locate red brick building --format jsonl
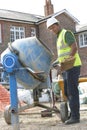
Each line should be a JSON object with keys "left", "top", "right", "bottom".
{"left": 0, "top": 0, "right": 87, "bottom": 77}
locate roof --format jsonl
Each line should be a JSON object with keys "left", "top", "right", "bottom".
{"left": 0, "top": 9, "right": 44, "bottom": 23}
{"left": 38, "top": 9, "right": 80, "bottom": 24}
{"left": 0, "top": 9, "right": 79, "bottom": 25}
{"left": 53, "top": 9, "right": 79, "bottom": 24}
{"left": 76, "top": 24, "right": 87, "bottom": 33}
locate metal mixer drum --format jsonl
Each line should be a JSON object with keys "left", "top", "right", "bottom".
{"left": 1, "top": 37, "right": 53, "bottom": 89}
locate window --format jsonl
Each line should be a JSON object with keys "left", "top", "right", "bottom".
{"left": 0, "top": 24, "right": 2, "bottom": 43}
{"left": 10, "top": 26, "right": 25, "bottom": 42}
{"left": 79, "top": 32, "right": 87, "bottom": 47}
{"left": 31, "top": 27, "right": 36, "bottom": 37}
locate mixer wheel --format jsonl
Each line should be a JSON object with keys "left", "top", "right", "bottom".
{"left": 4, "top": 105, "right": 11, "bottom": 124}
{"left": 60, "top": 102, "right": 68, "bottom": 122}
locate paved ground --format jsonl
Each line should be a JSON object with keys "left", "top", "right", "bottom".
{"left": 0, "top": 103, "right": 87, "bottom": 130}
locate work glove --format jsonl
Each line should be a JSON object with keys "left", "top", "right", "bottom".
{"left": 52, "top": 60, "right": 61, "bottom": 76}
{"left": 52, "top": 60, "right": 59, "bottom": 68}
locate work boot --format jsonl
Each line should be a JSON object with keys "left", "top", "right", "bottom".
{"left": 65, "top": 117, "right": 80, "bottom": 125}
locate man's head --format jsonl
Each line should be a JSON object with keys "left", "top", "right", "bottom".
{"left": 46, "top": 17, "right": 60, "bottom": 34}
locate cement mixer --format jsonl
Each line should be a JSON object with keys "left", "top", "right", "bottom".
{"left": 1, "top": 36, "right": 68, "bottom": 130}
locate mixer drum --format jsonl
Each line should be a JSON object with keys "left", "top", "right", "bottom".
{"left": 1, "top": 37, "right": 53, "bottom": 89}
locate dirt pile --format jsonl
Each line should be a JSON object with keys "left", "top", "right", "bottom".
{"left": 0, "top": 85, "right": 10, "bottom": 111}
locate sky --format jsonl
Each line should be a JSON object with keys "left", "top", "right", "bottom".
{"left": 0, "top": 0, "right": 87, "bottom": 25}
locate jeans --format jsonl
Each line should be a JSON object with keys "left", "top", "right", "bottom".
{"left": 62, "top": 66, "right": 81, "bottom": 119}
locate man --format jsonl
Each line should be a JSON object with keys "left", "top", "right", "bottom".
{"left": 46, "top": 17, "right": 82, "bottom": 125}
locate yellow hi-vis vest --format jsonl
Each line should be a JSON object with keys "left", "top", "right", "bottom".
{"left": 56, "top": 29, "right": 82, "bottom": 66}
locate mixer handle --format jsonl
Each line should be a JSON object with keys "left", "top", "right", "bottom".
{"left": 26, "top": 67, "right": 45, "bottom": 82}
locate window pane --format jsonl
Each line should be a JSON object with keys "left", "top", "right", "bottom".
{"left": 10, "top": 31, "right": 14, "bottom": 42}
{"left": 31, "top": 27, "right": 36, "bottom": 37}
{"left": 15, "top": 27, "right": 19, "bottom": 30}
{"left": 20, "top": 32, "right": 25, "bottom": 38}
{"left": 79, "top": 34, "right": 83, "bottom": 46}
{"left": 10, "top": 26, "right": 25, "bottom": 42}
{"left": 0, "top": 24, "right": 2, "bottom": 43}
{"left": 16, "top": 32, "right": 20, "bottom": 39}
{"left": 84, "top": 33, "right": 87, "bottom": 45}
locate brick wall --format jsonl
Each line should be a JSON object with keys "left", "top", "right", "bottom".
{"left": 79, "top": 48, "right": 87, "bottom": 77}
{"left": 56, "top": 14, "right": 76, "bottom": 32}
{"left": 0, "top": 20, "right": 37, "bottom": 53}
{"left": 75, "top": 35, "right": 87, "bottom": 77}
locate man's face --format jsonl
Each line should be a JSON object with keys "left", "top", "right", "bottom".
{"left": 48, "top": 24, "right": 59, "bottom": 34}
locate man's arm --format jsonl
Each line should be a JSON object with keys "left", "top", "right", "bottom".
{"left": 65, "top": 30, "right": 78, "bottom": 57}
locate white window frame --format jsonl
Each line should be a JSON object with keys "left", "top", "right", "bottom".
{"left": 31, "top": 27, "right": 36, "bottom": 37}
{"left": 0, "top": 24, "right": 2, "bottom": 43}
{"left": 10, "top": 26, "right": 25, "bottom": 42}
{"left": 79, "top": 32, "right": 87, "bottom": 48}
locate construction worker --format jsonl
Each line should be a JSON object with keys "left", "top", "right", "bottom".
{"left": 46, "top": 17, "right": 82, "bottom": 125}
